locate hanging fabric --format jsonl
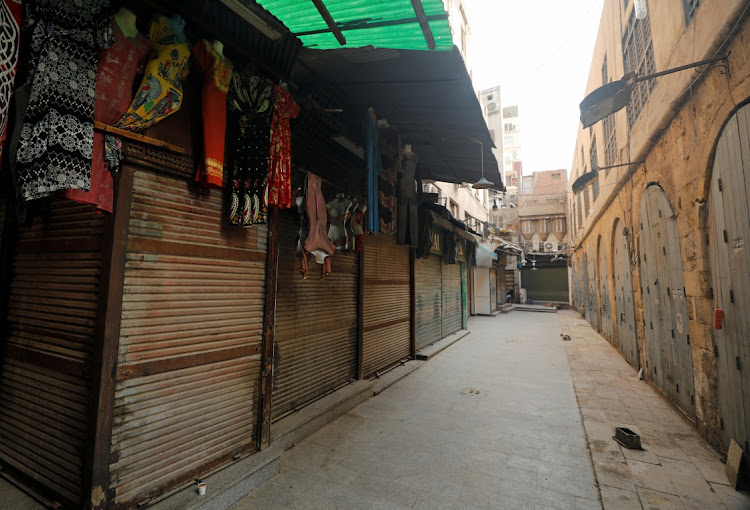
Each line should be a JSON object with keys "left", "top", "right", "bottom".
{"left": 397, "top": 150, "right": 418, "bottom": 247}
{"left": 192, "top": 40, "right": 233, "bottom": 189}
{"left": 226, "top": 72, "right": 274, "bottom": 226}
{"left": 364, "top": 108, "right": 381, "bottom": 232}
{"left": 267, "top": 84, "right": 299, "bottom": 209}
{"left": 0, "top": 0, "right": 22, "bottom": 160}
{"left": 326, "top": 194, "right": 352, "bottom": 251}
{"left": 115, "top": 15, "right": 190, "bottom": 131}
{"left": 378, "top": 166, "right": 396, "bottom": 234}
{"left": 60, "top": 11, "right": 150, "bottom": 213}
{"left": 16, "top": 0, "right": 113, "bottom": 201}
{"left": 300, "top": 173, "right": 336, "bottom": 278}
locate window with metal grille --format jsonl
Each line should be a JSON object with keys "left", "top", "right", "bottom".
{"left": 592, "top": 177, "right": 599, "bottom": 201}
{"left": 683, "top": 0, "right": 700, "bottom": 25}
{"left": 537, "top": 219, "right": 549, "bottom": 233}
{"left": 590, "top": 136, "right": 599, "bottom": 171}
{"left": 583, "top": 185, "right": 590, "bottom": 217}
{"left": 602, "top": 57, "right": 618, "bottom": 166}
{"left": 577, "top": 196, "right": 583, "bottom": 227}
{"left": 622, "top": 9, "right": 656, "bottom": 129}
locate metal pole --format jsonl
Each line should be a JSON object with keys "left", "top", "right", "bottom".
{"left": 634, "top": 54, "right": 728, "bottom": 82}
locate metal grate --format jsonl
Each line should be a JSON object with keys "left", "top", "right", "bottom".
{"left": 601, "top": 55, "right": 618, "bottom": 166}
{"left": 623, "top": 10, "right": 657, "bottom": 129}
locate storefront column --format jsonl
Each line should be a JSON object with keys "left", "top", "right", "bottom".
{"left": 259, "top": 206, "right": 280, "bottom": 449}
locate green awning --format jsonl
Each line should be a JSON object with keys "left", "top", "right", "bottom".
{"left": 253, "top": 0, "right": 454, "bottom": 50}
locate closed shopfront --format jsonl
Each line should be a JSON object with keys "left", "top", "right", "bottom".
{"left": 362, "top": 235, "right": 411, "bottom": 378}
{"left": 598, "top": 237, "right": 614, "bottom": 344}
{"left": 640, "top": 185, "right": 694, "bottom": 417}
{"left": 708, "top": 103, "right": 750, "bottom": 453}
{"left": 613, "top": 220, "right": 638, "bottom": 369}
{"left": 441, "top": 263, "right": 462, "bottom": 337}
{"left": 272, "top": 210, "right": 359, "bottom": 418}
{"left": 415, "top": 254, "right": 442, "bottom": 350}
{"left": 0, "top": 199, "right": 105, "bottom": 507}
{"left": 109, "top": 167, "right": 266, "bottom": 507}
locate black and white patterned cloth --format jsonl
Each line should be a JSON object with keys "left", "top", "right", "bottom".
{"left": 16, "top": 0, "right": 112, "bottom": 201}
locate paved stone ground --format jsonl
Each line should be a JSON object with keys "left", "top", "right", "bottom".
{"left": 232, "top": 312, "right": 601, "bottom": 510}
{"left": 560, "top": 310, "right": 750, "bottom": 510}
{"left": 0, "top": 478, "right": 44, "bottom": 510}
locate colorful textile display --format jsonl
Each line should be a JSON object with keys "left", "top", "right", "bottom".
{"left": 16, "top": 0, "right": 113, "bottom": 201}
{"left": 364, "top": 109, "right": 381, "bottom": 231}
{"left": 115, "top": 15, "right": 190, "bottom": 131}
{"left": 60, "top": 15, "right": 150, "bottom": 213}
{"left": 192, "top": 40, "right": 232, "bottom": 188}
{"left": 0, "top": 0, "right": 22, "bottom": 159}
{"left": 267, "top": 84, "right": 299, "bottom": 209}
{"left": 378, "top": 167, "right": 396, "bottom": 235}
{"left": 227, "top": 72, "right": 274, "bottom": 226}
{"left": 351, "top": 201, "right": 366, "bottom": 252}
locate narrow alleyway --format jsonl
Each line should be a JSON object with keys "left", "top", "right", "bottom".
{"left": 233, "top": 313, "right": 600, "bottom": 510}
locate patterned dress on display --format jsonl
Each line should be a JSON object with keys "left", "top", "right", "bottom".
{"left": 0, "top": 0, "right": 22, "bottom": 159}
{"left": 60, "top": 20, "right": 150, "bottom": 213}
{"left": 227, "top": 72, "right": 274, "bottom": 226}
{"left": 16, "top": 0, "right": 113, "bottom": 201}
{"left": 267, "top": 84, "right": 299, "bottom": 209}
{"left": 115, "top": 15, "right": 190, "bottom": 131}
{"left": 192, "top": 40, "right": 232, "bottom": 189}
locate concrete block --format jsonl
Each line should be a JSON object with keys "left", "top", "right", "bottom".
{"left": 726, "top": 438, "right": 745, "bottom": 489}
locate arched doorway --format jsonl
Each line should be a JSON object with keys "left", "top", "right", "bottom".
{"left": 613, "top": 220, "right": 639, "bottom": 369}
{"left": 598, "top": 236, "right": 614, "bottom": 344}
{"left": 708, "top": 102, "right": 750, "bottom": 452}
{"left": 639, "top": 185, "right": 694, "bottom": 417}
{"left": 588, "top": 246, "right": 600, "bottom": 332}
{"left": 582, "top": 252, "right": 591, "bottom": 322}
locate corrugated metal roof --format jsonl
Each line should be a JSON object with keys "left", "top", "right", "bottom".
{"left": 253, "top": 0, "right": 454, "bottom": 50}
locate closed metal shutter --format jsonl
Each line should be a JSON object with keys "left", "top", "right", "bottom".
{"left": 489, "top": 269, "right": 497, "bottom": 312}
{"left": 598, "top": 240, "right": 614, "bottom": 344}
{"left": 708, "top": 103, "right": 750, "bottom": 452}
{"left": 441, "top": 263, "right": 462, "bottom": 337}
{"left": 588, "top": 247, "right": 600, "bottom": 331}
{"left": 639, "top": 185, "right": 694, "bottom": 417}
{"left": 362, "top": 235, "right": 411, "bottom": 378}
{"left": 272, "top": 210, "right": 358, "bottom": 418}
{"left": 109, "top": 169, "right": 265, "bottom": 507}
{"left": 415, "top": 255, "right": 442, "bottom": 350}
{"left": 0, "top": 199, "right": 105, "bottom": 506}
{"left": 613, "top": 221, "right": 638, "bottom": 369}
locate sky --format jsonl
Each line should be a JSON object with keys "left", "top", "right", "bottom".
{"left": 464, "top": 0, "right": 605, "bottom": 175}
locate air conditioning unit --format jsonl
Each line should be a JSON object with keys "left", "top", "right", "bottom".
{"left": 545, "top": 241, "right": 558, "bottom": 252}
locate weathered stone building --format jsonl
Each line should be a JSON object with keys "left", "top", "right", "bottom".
{"left": 569, "top": 0, "right": 750, "bottom": 456}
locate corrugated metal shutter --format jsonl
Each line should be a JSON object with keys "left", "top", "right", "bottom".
{"left": 272, "top": 210, "right": 358, "bottom": 418}
{"left": 109, "top": 169, "right": 265, "bottom": 507}
{"left": 415, "top": 255, "right": 442, "bottom": 350}
{"left": 708, "top": 104, "right": 750, "bottom": 453}
{"left": 489, "top": 269, "right": 497, "bottom": 312}
{"left": 639, "top": 185, "right": 694, "bottom": 417}
{"left": 441, "top": 263, "right": 462, "bottom": 337}
{"left": 362, "top": 235, "right": 411, "bottom": 378}
{"left": 0, "top": 199, "right": 105, "bottom": 506}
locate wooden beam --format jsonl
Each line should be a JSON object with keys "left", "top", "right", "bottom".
{"left": 410, "top": 0, "right": 436, "bottom": 50}
{"left": 93, "top": 121, "right": 189, "bottom": 156}
{"left": 258, "top": 207, "right": 280, "bottom": 449}
{"left": 311, "top": 0, "right": 346, "bottom": 46}
{"left": 84, "top": 165, "right": 135, "bottom": 510}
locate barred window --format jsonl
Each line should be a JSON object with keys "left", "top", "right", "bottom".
{"left": 551, "top": 217, "right": 566, "bottom": 234}
{"left": 623, "top": 9, "right": 656, "bottom": 129}
{"left": 683, "top": 0, "right": 700, "bottom": 25}
{"left": 537, "top": 219, "right": 549, "bottom": 234}
{"left": 592, "top": 177, "right": 600, "bottom": 201}
{"left": 577, "top": 196, "right": 583, "bottom": 227}
{"left": 590, "top": 136, "right": 599, "bottom": 171}
{"left": 522, "top": 220, "right": 535, "bottom": 235}
{"left": 602, "top": 56, "right": 618, "bottom": 166}
{"left": 583, "top": 186, "right": 590, "bottom": 217}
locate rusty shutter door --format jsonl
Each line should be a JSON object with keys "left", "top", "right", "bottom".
{"left": 489, "top": 269, "right": 497, "bottom": 312}
{"left": 442, "top": 263, "right": 462, "bottom": 337}
{"left": 598, "top": 239, "right": 614, "bottom": 344}
{"left": 272, "top": 210, "right": 358, "bottom": 418}
{"left": 613, "top": 221, "right": 639, "bottom": 369}
{"left": 639, "top": 185, "right": 694, "bottom": 417}
{"left": 709, "top": 104, "right": 750, "bottom": 453}
{"left": 109, "top": 169, "right": 265, "bottom": 508}
{"left": 415, "top": 255, "right": 442, "bottom": 350}
{"left": 0, "top": 199, "right": 104, "bottom": 506}
{"left": 362, "top": 235, "right": 411, "bottom": 378}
